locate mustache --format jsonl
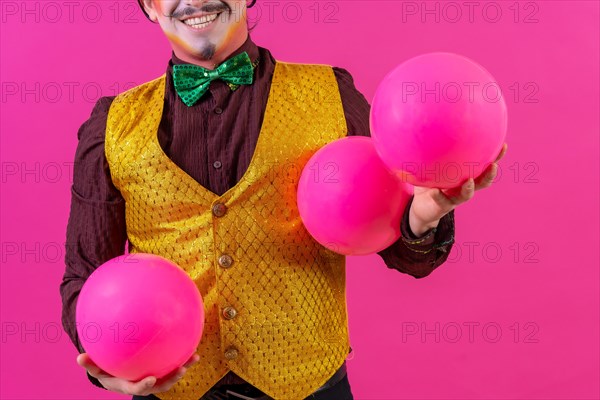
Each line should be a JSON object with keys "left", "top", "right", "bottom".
{"left": 167, "top": 2, "right": 229, "bottom": 19}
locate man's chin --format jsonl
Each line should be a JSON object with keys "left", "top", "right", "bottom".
{"left": 174, "top": 42, "right": 218, "bottom": 61}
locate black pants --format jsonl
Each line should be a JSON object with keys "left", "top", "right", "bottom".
{"left": 132, "top": 373, "right": 354, "bottom": 400}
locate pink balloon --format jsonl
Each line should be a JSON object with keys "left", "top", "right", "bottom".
{"left": 370, "top": 52, "right": 507, "bottom": 189}
{"left": 297, "top": 136, "right": 413, "bottom": 256}
{"left": 76, "top": 253, "right": 204, "bottom": 381}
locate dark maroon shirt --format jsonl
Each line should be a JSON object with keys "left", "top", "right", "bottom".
{"left": 60, "top": 35, "right": 455, "bottom": 390}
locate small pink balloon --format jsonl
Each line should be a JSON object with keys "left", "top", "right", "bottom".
{"left": 371, "top": 52, "right": 507, "bottom": 189}
{"left": 297, "top": 136, "right": 413, "bottom": 256}
{"left": 76, "top": 253, "right": 204, "bottom": 381}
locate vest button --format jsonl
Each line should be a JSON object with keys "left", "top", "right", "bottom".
{"left": 212, "top": 203, "right": 227, "bottom": 217}
{"left": 224, "top": 346, "right": 238, "bottom": 360}
{"left": 222, "top": 306, "right": 237, "bottom": 320}
{"left": 214, "top": 107, "right": 223, "bottom": 114}
{"left": 218, "top": 254, "right": 233, "bottom": 268}
{"left": 213, "top": 160, "right": 222, "bottom": 169}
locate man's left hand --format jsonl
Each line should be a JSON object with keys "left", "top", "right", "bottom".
{"left": 408, "top": 143, "right": 509, "bottom": 237}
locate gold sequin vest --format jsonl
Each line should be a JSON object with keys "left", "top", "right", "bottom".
{"left": 104, "top": 61, "right": 350, "bottom": 400}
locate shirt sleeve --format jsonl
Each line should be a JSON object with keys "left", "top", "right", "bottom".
{"left": 60, "top": 96, "right": 126, "bottom": 389}
{"left": 333, "top": 66, "right": 456, "bottom": 279}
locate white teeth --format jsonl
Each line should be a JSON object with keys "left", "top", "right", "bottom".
{"left": 183, "top": 13, "right": 219, "bottom": 28}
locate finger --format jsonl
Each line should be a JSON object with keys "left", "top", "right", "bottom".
{"left": 474, "top": 162, "right": 497, "bottom": 191}
{"left": 438, "top": 178, "right": 473, "bottom": 205}
{"left": 149, "top": 354, "right": 199, "bottom": 393}
{"left": 150, "top": 367, "right": 187, "bottom": 393}
{"left": 182, "top": 353, "right": 200, "bottom": 369}
{"left": 460, "top": 178, "right": 476, "bottom": 201}
{"left": 465, "top": 177, "right": 476, "bottom": 196}
{"left": 443, "top": 178, "right": 474, "bottom": 205}
{"left": 432, "top": 187, "right": 459, "bottom": 209}
{"left": 494, "top": 142, "right": 508, "bottom": 162}
{"left": 124, "top": 375, "right": 157, "bottom": 396}
{"left": 76, "top": 353, "right": 110, "bottom": 379}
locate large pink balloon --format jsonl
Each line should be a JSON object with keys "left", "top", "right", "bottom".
{"left": 76, "top": 253, "right": 204, "bottom": 381}
{"left": 297, "top": 136, "right": 413, "bottom": 256}
{"left": 371, "top": 52, "right": 507, "bottom": 189}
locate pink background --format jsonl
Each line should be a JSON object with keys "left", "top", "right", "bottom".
{"left": 1, "top": 1, "right": 599, "bottom": 399}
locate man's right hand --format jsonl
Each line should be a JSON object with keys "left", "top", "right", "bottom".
{"left": 76, "top": 352, "right": 200, "bottom": 396}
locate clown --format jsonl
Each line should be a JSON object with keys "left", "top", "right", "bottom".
{"left": 60, "top": 1, "right": 507, "bottom": 399}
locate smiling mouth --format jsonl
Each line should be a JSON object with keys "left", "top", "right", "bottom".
{"left": 181, "top": 12, "right": 223, "bottom": 29}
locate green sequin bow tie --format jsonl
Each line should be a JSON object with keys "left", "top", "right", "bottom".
{"left": 172, "top": 51, "right": 257, "bottom": 107}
